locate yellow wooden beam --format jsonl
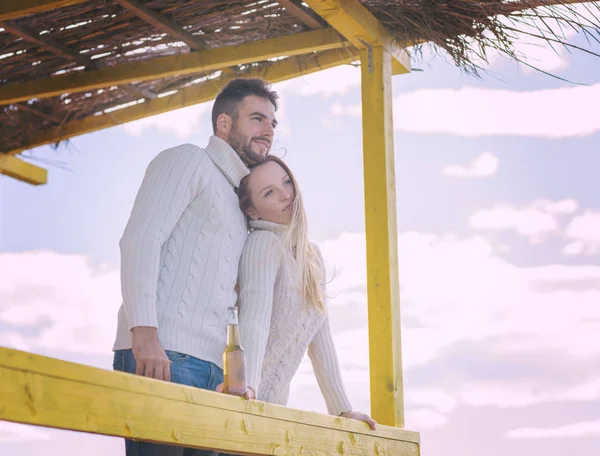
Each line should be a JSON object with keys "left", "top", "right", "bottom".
{"left": 0, "top": 28, "right": 347, "bottom": 106}
{"left": 304, "top": 0, "right": 411, "bottom": 74}
{"left": 6, "top": 48, "right": 358, "bottom": 157}
{"left": 0, "top": 0, "right": 88, "bottom": 22}
{"left": 0, "top": 154, "right": 47, "bottom": 185}
{"left": 360, "top": 46, "right": 404, "bottom": 428}
{"left": 0, "top": 347, "right": 420, "bottom": 455}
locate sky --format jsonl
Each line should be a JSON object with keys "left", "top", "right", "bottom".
{"left": 1, "top": 8, "right": 600, "bottom": 456}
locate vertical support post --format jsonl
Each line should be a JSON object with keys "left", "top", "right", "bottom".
{"left": 360, "top": 45, "right": 404, "bottom": 428}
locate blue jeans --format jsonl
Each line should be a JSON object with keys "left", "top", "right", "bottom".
{"left": 113, "top": 349, "right": 224, "bottom": 456}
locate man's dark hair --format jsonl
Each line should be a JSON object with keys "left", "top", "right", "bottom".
{"left": 211, "top": 78, "right": 279, "bottom": 133}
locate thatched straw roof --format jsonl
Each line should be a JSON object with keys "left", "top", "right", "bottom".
{"left": 1, "top": 0, "right": 598, "bottom": 157}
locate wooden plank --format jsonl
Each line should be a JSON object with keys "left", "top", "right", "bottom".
{"left": 277, "top": 0, "right": 324, "bottom": 30}
{"left": 0, "top": 0, "right": 89, "bottom": 22}
{"left": 0, "top": 20, "right": 95, "bottom": 67}
{"left": 303, "top": 0, "right": 411, "bottom": 73}
{"left": 0, "top": 27, "right": 347, "bottom": 106}
{"left": 6, "top": 48, "right": 359, "bottom": 157}
{"left": 16, "top": 103, "right": 61, "bottom": 123}
{"left": 0, "top": 347, "right": 420, "bottom": 455}
{"left": 359, "top": 45, "right": 404, "bottom": 427}
{"left": 115, "top": 0, "right": 206, "bottom": 51}
{"left": 0, "top": 154, "right": 47, "bottom": 185}
{"left": 0, "top": 20, "right": 157, "bottom": 100}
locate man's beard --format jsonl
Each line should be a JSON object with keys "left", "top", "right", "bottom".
{"left": 228, "top": 123, "right": 270, "bottom": 166}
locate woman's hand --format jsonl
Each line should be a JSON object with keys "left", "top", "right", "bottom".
{"left": 340, "top": 411, "right": 377, "bottom": 430}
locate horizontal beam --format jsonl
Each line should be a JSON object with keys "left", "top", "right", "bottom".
{"left": 0, "top": 347, "right": 420, "bottom": 454}
{"left": 0, "top": 27, "right": 347, "bottom": 106}
{"left": 0, "top": 0, "right": 88, "bottom": 22}
{"left": 0, "top": 154, "right": 47, "bottom": 185}
{"left": 115, "top": 0, "right": 206, "bottom": 51}
{"left": 7, "top": 48, "right": 358, "bottom": 156}
{"left": 303, "top": 0, "right": 411, "bottom": 74}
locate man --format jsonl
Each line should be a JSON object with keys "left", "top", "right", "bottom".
{"left": 112, "top": 78, "right": 279, "bottom": 456}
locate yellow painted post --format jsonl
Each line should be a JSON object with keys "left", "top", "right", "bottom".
{"left": 360, "top": 45, "right": 404, "bottom": 428}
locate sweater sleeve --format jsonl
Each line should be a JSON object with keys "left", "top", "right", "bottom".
{"left": 119, "top": 144, "right": 207, "bottom": 330}
{"left": 238, "top": 231, "right": 282, "bottom": 392}
{"left": 307, "top": 244, "right": 353, "bottom": 415}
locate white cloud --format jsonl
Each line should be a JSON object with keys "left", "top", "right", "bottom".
{"left": 443, "top": 152, "right": 499, "bottom": 178}
{"left": 121, "top": 65, "right": 361, "bottom": 140}
{"left": 122, "top": 102, "right": 211, "bottom": 138}
{"left": 468, "top": 199, "right": 579, "bottom": 242}
{"left": 531, "top": 199, "right": 579, "bottom": 215}
{"left": 462, "top": 377, "right": 600, "bottom": 408}
{"left": 405, "top": 409, "right": 449, "bottom": 431}
{"left": 4, "top": 222, "right": 600, "bottom": 435}
{"left": 331, "top": 84, "right": 600, "bottom": 138}
{"left": 563, "top": 241, "right": 585, "bottom": 256}
{"left": 469, "top": 206, "right": 557, "bottom": 240}
{"left": 565, "top": 210, "right": 600, "bottom": 254}
{"left": 275, "top": 64, "right": 360, "bottom": 98}
{"left": 314, "top": 229, "right": 600, "bottom": 423}
{"left": 506, "top": 419, "right": 600, "bottom": 439}
{"left": 0, "top": 251, "right": 121, "bottom": 357}
{"left": 0, "top": 422, "right": 51, "bottom": 444}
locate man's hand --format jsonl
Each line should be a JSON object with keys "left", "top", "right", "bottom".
{"left": 340, "top": 411, "right": 377, "bottom": 430}
{"left": 215, "top": 383, "right": 255, "bottom": 400}
{"left": 131, "top": 326, "right": 171, "bottom": 382}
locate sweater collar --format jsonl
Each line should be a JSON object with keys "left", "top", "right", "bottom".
{"left": 204, "top": 135, "right": 249, "bottom": 188}
{"left": 249, "top": 219, "right": 290, "bottom": 238}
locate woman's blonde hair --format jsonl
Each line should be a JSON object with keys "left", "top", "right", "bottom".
{"left": 238, "top": 156, "right": 325, "bottom": 312}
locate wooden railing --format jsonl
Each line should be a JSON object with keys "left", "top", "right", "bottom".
{"left": 0, "top": 347, "right": 420, "bottom": 455}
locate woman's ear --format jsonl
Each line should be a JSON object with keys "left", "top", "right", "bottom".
{"left": 246, "top": 207, "right": 260, "bottom": 220}
{"left": 216, "top": 113, "right": 232, "bottom": 135}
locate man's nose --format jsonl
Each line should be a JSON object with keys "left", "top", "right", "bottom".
{"left": 262, "top": 122, "right": 274, "bottom": 137}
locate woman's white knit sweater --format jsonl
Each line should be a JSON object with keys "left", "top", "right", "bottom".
{"left": 237, "top": 219, "right": 352, "bottom": 416}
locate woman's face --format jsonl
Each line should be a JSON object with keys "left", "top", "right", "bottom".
{"left": 245, "top": 160, "right": 295, "bottom": 225}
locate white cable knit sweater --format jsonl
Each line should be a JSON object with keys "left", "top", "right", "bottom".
{"left": 238, "top": 219, "right": 353, "bottom": 416}
{"left": 113, "top": 136, "right": 249, "bottom": 369}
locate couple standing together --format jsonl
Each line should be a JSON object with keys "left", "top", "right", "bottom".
{"left": 111, "top": 77, "right": 376, "bottom": 455}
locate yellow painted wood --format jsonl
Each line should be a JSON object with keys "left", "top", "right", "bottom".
{"left": 0, "top": 154, "right": 47, "bottom": 185}
{"left": 392, "top": 58, "right": 411, "bottom": 76}
{"left": 0, "top": 347, "right": 420, "bottom": 455}
{"left": 0, "top": 28, "right": 347, "bottom": 106}
{"left": 303, "top": 0, "right": 411, "bottom": 73}
{"left": 360, "top": 45, "right": 404, "bottom": 428}
{"left": 6, "top": 48, "right": 358, "bottom": 157}
{"left": 0, "top": 0, "right": 88, "bottom": 21}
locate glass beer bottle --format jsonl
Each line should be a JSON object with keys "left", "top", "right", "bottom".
{"left": 223, "top": 306, "right": 247, "bottom": 396}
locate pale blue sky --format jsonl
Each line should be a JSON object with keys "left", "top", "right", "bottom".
{"left": 1, "top": 27, "right": 600, "bottom": 456}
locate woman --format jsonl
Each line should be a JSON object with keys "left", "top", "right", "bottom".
{"left": 234, "top": 155, "right": 376, "bottom": 429}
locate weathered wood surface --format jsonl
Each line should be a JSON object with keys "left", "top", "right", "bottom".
{"left": 0, "top": 347, "right": 420, "bottom": 455}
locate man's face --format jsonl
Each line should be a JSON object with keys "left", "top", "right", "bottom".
{"left": 227, "top": 95, "right": 277, "bottom": 166}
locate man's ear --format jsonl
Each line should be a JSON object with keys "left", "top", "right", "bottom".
{"left": 216, "top": 113, "right": 232, "bottom": 136}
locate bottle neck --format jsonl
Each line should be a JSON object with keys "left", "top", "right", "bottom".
{"left": 227, "top": 323, "right": 241, "bottom": 346}
{"left": 226, "top": 306, "right": 241, "bottom": 346}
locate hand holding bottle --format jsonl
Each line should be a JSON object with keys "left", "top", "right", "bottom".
{"left": 215, "top": 382, "right": 255, "bottom": 399}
